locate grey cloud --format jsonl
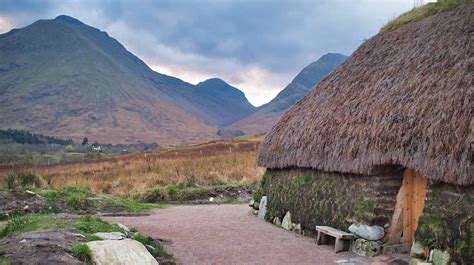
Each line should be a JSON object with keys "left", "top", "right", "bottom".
{"left": 0, "top": 0, "right": 413, "bottom": 105}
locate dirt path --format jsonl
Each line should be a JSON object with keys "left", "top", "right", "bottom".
{"left": 106, "top": 204, "right": 373, "bottom": 265}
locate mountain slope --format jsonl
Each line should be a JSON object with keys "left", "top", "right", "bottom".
{"left": 0, "top": 15, "right": 254, "bottom": 144}
{"left": 225, "top": 53, "right": 347, "bottom": 135}
{"left": 196, "top": 78, "right": 256, "bottom": 126}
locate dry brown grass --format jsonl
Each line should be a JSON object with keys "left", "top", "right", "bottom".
{"left": 0, "top": 138, "right": 264, "bottom": 197}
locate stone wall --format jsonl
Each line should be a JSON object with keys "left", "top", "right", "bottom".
{"left": 258, "top": 168, "right": 403, "bottom": 234}
{"left": 415, "top": 182, "right": 473, "bottom": 264}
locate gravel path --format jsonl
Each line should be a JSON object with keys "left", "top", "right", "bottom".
{"left": 106, "top": 204, "right": 369, "bottom": 265}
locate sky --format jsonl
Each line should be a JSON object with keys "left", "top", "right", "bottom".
{"left": 0, "top": 0, "right": 422, "bottom": 106}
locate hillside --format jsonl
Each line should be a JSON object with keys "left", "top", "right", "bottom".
{"left": 0, "top": 15, "right": 255, "bottom": 144}
{"left": 225, "top": 53, "right": 347, "bottom": 135}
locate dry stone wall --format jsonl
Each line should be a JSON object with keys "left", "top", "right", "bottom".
{"left": 259, "top": 168, "right": 403, "bottom": 234}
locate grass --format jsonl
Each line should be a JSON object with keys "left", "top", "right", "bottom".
{"left": 0, "top": 214, "right": 68, "bottom": 238}
{"left": 132, "top": 232, "right": 173, "bottom": 259}
{"left": 36, "top": 187, "right": 164, "bottom": 214}
{"left": 381, "top": 0, "right": 469, "bottom": 32}
{"left": 0, "top": 213, "right": 126, "bottom": 240}
{"left": 74, "top": 215, "right": 125, "bottom": 241}
{"left": 0, "top": 138, "right": 264, "bottom": 198}
{"left": 71, "top": 244, "right": 92, "bottom": 263}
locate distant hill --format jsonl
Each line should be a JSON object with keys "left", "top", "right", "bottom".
{"left": 225, "top": 53, "right": 347, "bottom": 135}
{"left": 0, "top": 15, "right": 255, "bottom": 144}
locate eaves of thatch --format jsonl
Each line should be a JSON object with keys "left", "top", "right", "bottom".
{"left": 258, "top": 5, "right": 473, "bottom": 186}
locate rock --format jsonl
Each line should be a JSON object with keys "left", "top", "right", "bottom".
{"left": 348, "top": 223, "right": 385, "bottom": 241}
{"left": 273, "top": 217, "right": 282, "bottom": 227}
{"left": 293, "top": 223, "right": 302, "bottom": 234}
{"left": 94, "top": 232, "right": 126, "bottom": 240}
{"left": 248, "top": 199, "right": 255, "bottom": 207}
{"left": 25, "top": 190, "right": 36, "bottom": 195}
{"left": 351, "top": 238, "right": 381, "bottom": 257}
{"left": 281, "top": 211, "right": 292, "bottom": 230}
{"left": 87, "top": 239, "right": 158, "bottom": 265}
{"left": 430, "top": 249, "right": 450, "bottom": 265}
{"left": 257, "top": 196, "right": 267, "bottom": 220}
{"left": 19, "top": 239, "right": 27, "bottom": 243}
{"left": 253, "top": 210, "right": 258, "bottom": 215}
{"left": 410, "top": 259, "right": 432, "bottom": 265}
{"left": 253, "top": 201, "right": 260, "bottom": 210}
{"left": 410, "top": 241, "right": 426, "bottom": 259}
{"left": 115, "top": 223, "right": 130, "bottom": 232}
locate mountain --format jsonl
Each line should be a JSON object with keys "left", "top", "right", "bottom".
{"left": 224, "top": 53, "right": 347, "bottom": 135}
{"left": 196, "top": 78, "right": 256, "bottom": 125}
{"left": 0, "top": 15, "right": 255, "bottom": 144}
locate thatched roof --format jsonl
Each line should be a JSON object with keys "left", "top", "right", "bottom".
{"left": 258, "top": 4, "right": 473, "bottom": 186}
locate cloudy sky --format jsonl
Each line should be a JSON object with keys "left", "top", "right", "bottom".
{"left": 0, "top": 0, "right": 421, "bottom": 106}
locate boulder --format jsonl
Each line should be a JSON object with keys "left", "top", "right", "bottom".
{"left": 410, "top": 241, "right": 426, "bottom": 259}
{"left": 273, "top": 217, "right": 282, "bottom": 227}
{"left": 248, "top": 199, "right": 255, "bottom": 207}
{"left": 94, "top": 232, "right": 126, "bottom": 240}
{"left": 257, "top": 196, "right": 267, "bottom": 220}
{"left": 86, "top": 239, "right": 158, "bottom": 265}
{"left": 292, "top": 223, "right": 302, "bottom": 234}
{"left": 348, "top": 224, "right": 384, "bottom": 241}
{"left": 253, "top": 201, "right": 260, "bottom": 210}
{"left": 351, "top": 238, "right": 381, "bottom": 257}
{"left": 430, "top": 249, "right": 450, "bottom": 265}
{"left": 281, "top": 211, "right": 292, "bottom": 230}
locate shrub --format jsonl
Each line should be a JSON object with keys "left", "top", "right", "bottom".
{"left": 71, "top": 244, "right": 92, "bottom": 263}
{"left": 4, "top": 172, "right": 42, "bottom": 190}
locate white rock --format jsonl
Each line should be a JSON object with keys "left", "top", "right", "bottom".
{"left": 257, "top": 196, "right": 267, "bottom": 220}
{"left": 94, "top": 232, "right": 126, "bottom": 240}
{"left": 348, "top": 223, "right": 384, "bottom": 241}
{"left": 87, "top": 239, "right": 158, "bottom": 265}
{"left": 209, "top": 197, "right": 214, "bottom": 202}
{"left": 19, "top": 239, "right": 27, "bottom": 243}
{"left": 282, "top": 211, "right": 292, "bottom": 230}
{"left": 248, "top": 199, "right": 255, "bottom": 207}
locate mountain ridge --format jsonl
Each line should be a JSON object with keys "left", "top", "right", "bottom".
{"left": 0, "top": 15, "right": 255, "bottom": 144}
{"left": 224, "top": 53, "right": 347, "bottom": 135}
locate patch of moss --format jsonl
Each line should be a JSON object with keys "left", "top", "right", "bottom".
{"left": 381, "top": 0, "right": 468, "bottom": 32}
{"left": 354, "top": 197, "right": 375, "bottom": 220}
{"left": 71, "top": 243, "right": 92, "bottom": 263}
{"left": 253, "top": 172, "right": 270, "bottom": 202}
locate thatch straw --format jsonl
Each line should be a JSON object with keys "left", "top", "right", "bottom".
{"left": 258, "top": 4, "right": 473, "bottom": 186}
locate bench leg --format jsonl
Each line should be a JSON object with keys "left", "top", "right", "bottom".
{"left": 316, "top": 232, "right": 329, "bottom": 245}
{"left": 334, "top": 238, "right": 351, "bottom": 253}
{"left": 335, "top": 238, "right": 343, "bottom": 253}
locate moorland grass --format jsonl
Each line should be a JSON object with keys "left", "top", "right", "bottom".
{"left": 381, "top": 0, "right": 469, "bottom": 32}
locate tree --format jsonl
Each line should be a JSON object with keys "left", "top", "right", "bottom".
{"left": 82, "top": 137, "right": 88, "bottom": 146}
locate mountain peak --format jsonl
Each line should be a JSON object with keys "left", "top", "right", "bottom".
{"left": 54, "top": 15, "right": 85, "bottom": 26}
{"left": 198, "top": 78, "right": 227, "bottom": 86}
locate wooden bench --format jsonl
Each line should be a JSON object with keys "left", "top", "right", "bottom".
{"left": 315, "top": 226, "right": 355, "bottom": 253}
